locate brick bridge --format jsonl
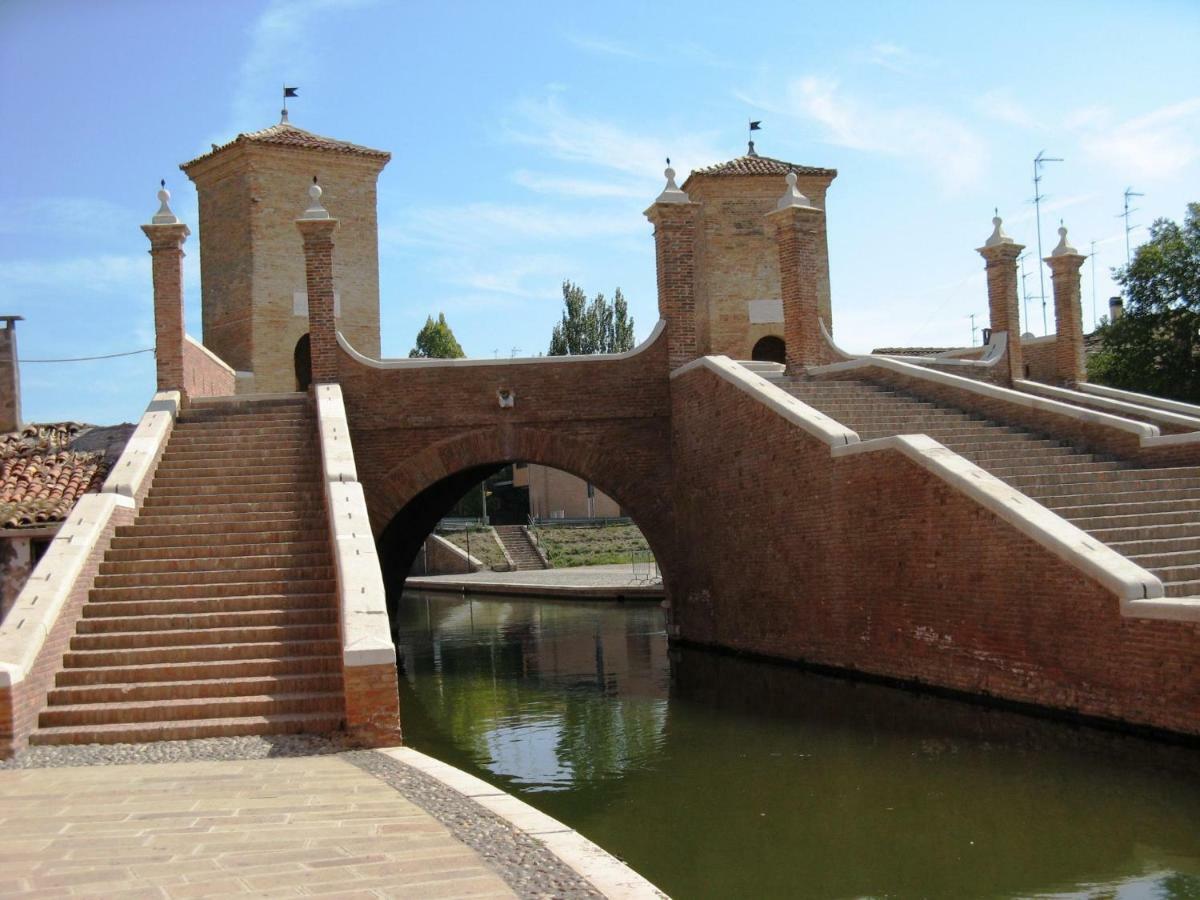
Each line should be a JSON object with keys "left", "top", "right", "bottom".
{"left": 3, "top": 158, "right": 1198, "bottom": 756}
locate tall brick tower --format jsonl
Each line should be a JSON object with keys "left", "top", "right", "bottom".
{"left": 181, "top": 117, "right": 390, "bottom": 392}
{"left": 682, "top": 144, "right": 836, "bottom": 361}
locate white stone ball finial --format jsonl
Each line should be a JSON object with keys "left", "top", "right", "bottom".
{"left": 1051, "top": 223, "right": 1077, "bottom": 256}
{"left": 984, "top": 214, "right": 1013, "bottom": 247}
{"left": 301, "top": 175, "right": 331, "bottom": 219}
{"left": 654, "top": 161, "right": 690, "bottom": 204}
{"left": 151, "top": 178, "right": 181, "bottom": 225}
{"left": 774, "top": 171, "right": 813, "bottom": 211}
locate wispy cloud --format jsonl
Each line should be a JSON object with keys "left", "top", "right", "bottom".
{"left": 440, "top": 253, "right": 571, "bottom": 300}
{"left": 0, "top": 254, "right": 150, "bottom": 294}
{"left": 382, "top": 202, "right": 638, "bottom": 250}
{"left": 566, "top": 33, "right": 645, "bottom": 60}
{"left": 743, "top": 77, "right": 987, "bottom": 190}
{"left": 512, "top": 170, "right": 645, "bottom": 199}
{"left": 1078, "top": 97, "right": 1200, "bottom": 180}
{"left": 0, "top": 198, "right": 140, "bottom": 237}
{"left": 974, "top": 89, "right": 1035, "bottom": 129}
{"left": 1005, "top": 193, "right": 1096, "bottom": 226}
{"left": 856, "top": 42, "right": 935, "bottom": 74}
{"left": 503, "top": 95, "right": 725, "bottom": 181}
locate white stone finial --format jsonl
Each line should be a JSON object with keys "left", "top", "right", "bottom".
{"left": 774, "top": 171, "right": 813, "bottom": 211}
{"left": 151, "top": 179, "right": 180, "bottom": 225}
{"left": 984, "top": 215, "right": 1013, "bottom": 247}
{"left": 1051, "top": 223, "right": 1077, "bottom": 256}
{"left": 301, "top": 176, "right": 330, "bottom": 219}
{"left": 654, "top": 165, "right": 690, "bottom": 204}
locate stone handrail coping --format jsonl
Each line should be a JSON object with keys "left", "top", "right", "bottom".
{"left": 314, "top": 384, "right": 393, "bottom": 669}
{"left": 809, "top": 355, "right": 1159, "bottom": 441}
{"left": 0, "top": 492, "right": 134, "bottom": 687}
{"left": 314, "top": 383, "right": 358, "bottom": 483}
{"left": 820, "top": 319, "right": 1006, "bottom": 368}
{"left": 677, "top": 357, "right": 1197, "bottom": 622}
{"left": 184, "top": 334, "right": 236, "bottom": 376}
{"left": 671, "top": 355, "right": 859, "bottom": 447}
{"left": 1016, "top": 379, "right": 1200, "bottom": 434}
{"left": 338, "top": 319, "right": 667, "bottom": 369}
{"left": 1077, "top": 381, "right": 1200, "bottom": 418}
{"left": 100, "top": 391, "right": 181, "bottom": 500}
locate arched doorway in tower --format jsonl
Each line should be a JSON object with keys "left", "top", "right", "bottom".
{"left": 294, "top": 334, "right": 312, "bottom": 391}
{"left": 751, "top": 335, "right": 786, "bottom": 364}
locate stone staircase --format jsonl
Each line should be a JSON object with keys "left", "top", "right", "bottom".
{"left": 494, "top": 525, "right": 548, "bottom": 571}
{"left": 30, "top": 395, "right": 343, "bottom": 746}
{"left": 769, "top": 374, "right": 1200, "bottom": 599}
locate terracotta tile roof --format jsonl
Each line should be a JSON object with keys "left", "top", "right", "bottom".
{"left": 181, "top": 122, "right": 391, "bottom": 170}
{"left": 871, "top": 347, "right": 957, "bottom": 357}
{"left": 0, "top": 423, "right": 133, "bottom": 529}
{"left": 686, "top": 151, "right": 837, "bottom": 181}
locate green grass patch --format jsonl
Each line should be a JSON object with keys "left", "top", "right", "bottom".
{"left": 439, "top": 526, "right": 508, "bottom": 571}
{"left": 534, "top": 523, "right": 653, "bottom": 569}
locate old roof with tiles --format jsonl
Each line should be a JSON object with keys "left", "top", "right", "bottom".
{"left": 0, "top": 423, "right": 133, "bottom": 529}
{"left": 181, "top": 122, "right": 391, "bottom": 170}
{"left": 685, "top": 146, "right": 837, "bottom": 184}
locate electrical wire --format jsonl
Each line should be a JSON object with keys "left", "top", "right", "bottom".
{"left": 19, "top": 348, "right": 154, "bottom": 363}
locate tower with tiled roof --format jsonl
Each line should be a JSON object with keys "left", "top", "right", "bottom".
{"left": 181, "top": 117, "right": 390, "bottom": 392}
{"left": 681, "top": 142, "right": 836, "bottom": 360}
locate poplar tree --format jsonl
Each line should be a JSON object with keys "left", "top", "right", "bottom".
{"left": 548, "top": 281, "right": 636, "bottom": 355}
{"left": 409, "top": 313, "right": 466, "bottom": 359}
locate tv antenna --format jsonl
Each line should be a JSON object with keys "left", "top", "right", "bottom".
{"left": 1032, "top": 150, "right": 1064, "bottom": 334}
{"left": 1089, "top": 240, "right": 1098, "bottom": 330}
{"left": 968, "top": 312, "right": 979, "bottom": 347}
{"left": 1018, "top": 251, "right": 1031, "bottom": 335}
{"left": 1118, "top": 187, "right": 1144, "bottom": 266}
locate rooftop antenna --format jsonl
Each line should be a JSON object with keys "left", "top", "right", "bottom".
{"left": 1118, "top": 186, "right": 1144, "bottom": 266}
{"left": 1033, "top": 150, "right": 1064, "bottom": 334}
{"left": 1018, "top": 251, "right": 1031, "bottom": 334}
{"left": 748, "top": 119, "right": 762, "bottom": 156}
{"left": 968, "top": 312, "right": 979, "bottom": 347}
{"left": 281, "top": 85, "right": 298, "bottom": 123}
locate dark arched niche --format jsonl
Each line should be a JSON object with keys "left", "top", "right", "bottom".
{"left": 751, "top": 335, "right": 786, "bottom": 364}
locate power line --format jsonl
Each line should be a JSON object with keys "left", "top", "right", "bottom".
{"left": 20, "top": 348, "right": 154, "bottom": 363}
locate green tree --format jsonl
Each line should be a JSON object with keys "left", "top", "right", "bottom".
{"left": 409, "top": 312, "right": 466, "bottom": 359}
{"left": 1088, "top": 203, "right": 1200, "bottom": 403}
{"left": 548, "top": 281, "right": 635, "bottom": 355}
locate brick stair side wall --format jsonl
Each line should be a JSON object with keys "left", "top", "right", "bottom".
{"left": 670, "top": 361, "right": 1200, "bottom": 738}
{"left": 0, "top": 391, "right": 181, "bottom": 756}
{"left": 183, "top": 336, "right": 237, "bottom": 399}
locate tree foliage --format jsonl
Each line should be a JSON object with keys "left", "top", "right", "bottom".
{"left": 548, "top": 281, "right": 635, "bottom": 355}
{"left": 1087, "top": 203, "right": 1200, "bottom": 403}
{"left": 409, "top": 312, "right": 465, "bottom": 359}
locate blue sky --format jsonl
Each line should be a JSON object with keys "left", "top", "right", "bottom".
{"left": 1, "top": 0, "right": 1197, "bottom": 425}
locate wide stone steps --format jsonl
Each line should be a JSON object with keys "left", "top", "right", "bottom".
{"left": 46, "top": 673, "right": 342, "bottom": 706}
{"left": 494, "top": 525, "right": 547, "bottom": 571}
{"left": 33, "top": 395, "right": 346, "bottom": 747}
{"left": 772, "top": 373, "right": 1200, "bottom": 598}
{"left": 28, "top": 712, "right": 343, "bottom": 746}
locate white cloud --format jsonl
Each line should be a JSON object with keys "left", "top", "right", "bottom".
{"left": 0, "top": 197, "right": 139, "bottom": 237}
{"left": 382, "top": 202, "right": 640, "bottom": 250}
{"left": 566, "top": 34, "right": 645, "bottom": 60}
{"left": 858, "top": 42, "right": 934, "bottom": 74}
{"left": 512, "top": 170, "right": 645, "bottom": 199}
{"left": 748, "top": 77, "right": 988, "bottom": 190}
{"left": 975, "top": 89, "right": 1035, "bottom": 129}
{"left": 0, "top": 254, "right": 149, "bottom": 294}
{"left": 503, "top": 95, "right": 725, "bottom": 181}
{"left": 1078, "top": 97, "right": 1200, "bottom": 180}
{"left": 440, "top": 254, "right": 571, "bottom": 300}
{"left": 1005, "top": 193, "right": 1096, "bottom": 226}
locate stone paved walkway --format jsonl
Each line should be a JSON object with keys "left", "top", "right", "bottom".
{"left": 0, "top": 755, "right": 517, "bottom": 898}
{"left": 407, "top": 564, "right": 663, "bottom": 599}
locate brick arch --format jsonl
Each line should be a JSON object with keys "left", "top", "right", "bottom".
{"left": 367, "top": 425, "right": 676, "bottom": 579}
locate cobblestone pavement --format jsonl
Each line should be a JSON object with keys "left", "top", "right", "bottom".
{"left": 0, "top": 740, "right": 609, "bottom": 899}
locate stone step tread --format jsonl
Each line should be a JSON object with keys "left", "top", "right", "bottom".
{"left": 1089, "top": 522, "right": 1200, "bottom": 542}
{"left": 71, "top": 623, "right": 339, "bottom": 651}
{"left": 105, "top": 540, "right": 330, "bottom": 560}
{"left": 55, "top": 655, "right": 341, "bottom": 686}
{"left": 93, "top": 566, "right": 336, "bottom": 588}
{"left": 76, "top": 608, "right": 337, "bottom": 634}
{"left": 100, "top": 552, "right": 332, "bottom": 575}
{"left": 39, "top": 692, "right": 342, "bottom": 727}
{"left": 28, "top": 712, "right": 343, "bottom": 746}
{"left": 82, "top": 593, "right": 337, "bottom": 617}
{"left": 47, "top": 673, "right": 343, "bottom": 705}
{"left": 89, "top": 580, "right": 337, "bottom": 601}
{"left": 62, "top": 639, "right": 342, "bottom": 667}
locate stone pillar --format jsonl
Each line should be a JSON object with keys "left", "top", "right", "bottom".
{"left": 140, "top": 185, "right": 190, "bottom": 393}
{"left": 766, "top": 173, "right": 824, "bottom": 373}
{"left": 295, "top": 179, "right": 340, "bottom": 384}
{"left": 976, "top": 216, "right": 1025, "bottom": 385}
{"left": 0, "top": 316, "right": 23, "bottom": 433}
{"left": 1045, "top": 225, "right": 1088, "bottom": 385}
{"left": 644, "top": 167, "right": 700, "bottom": 370}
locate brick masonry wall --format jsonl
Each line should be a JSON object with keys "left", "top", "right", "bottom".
{"left": 337, "top": 330, "right": 676, "bottom": 587}
{"left": 183, "top": 340, "right": 237, "bottom": 398}
{"left": 343, "top": 663, "right": 401, "bottom": 746}
{"left": 686, "top": 174, "right": 834, "bottom": 359}
{"left": 669, "top": 365, "right": 1200, "bottom": 737}
{"left": 185, "top": 145, "right": 385, "bottom": 393}
{"left": 0, "top": 506, "right": 133, "bottom": 756}
{"left": 1023, "top": 337, "right": 1059, "bottom": 382}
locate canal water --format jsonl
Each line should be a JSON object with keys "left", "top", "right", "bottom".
{"left": 393, "top": 590, "right": 1200, "bottom": 899}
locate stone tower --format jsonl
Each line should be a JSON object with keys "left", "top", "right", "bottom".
{"left": 181, "top": 119, "right": 390, "bottom": 393}
{"left": 682, "top": 146, "right": 836, "bottom": 361}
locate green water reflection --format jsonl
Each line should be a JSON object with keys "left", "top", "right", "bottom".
{"left": 393, "top": 590, "right": 1200, "bottom": 899}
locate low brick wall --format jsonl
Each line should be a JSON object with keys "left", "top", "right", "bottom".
{"left": 183, "top": 336, "right": 236, "bottom": 399}
{"left": 344, "top": 663, "right": 401, "bottom": 746}
{"left": 670, "top": 363, "right": 1200, "bottom": 737}
{"left": 411, "top": 534, "right": 482, "bottom": 576}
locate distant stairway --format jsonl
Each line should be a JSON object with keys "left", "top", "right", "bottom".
{"left": 769, "top": 374, "right": 1200, "bottom": 599}
{"left": 494, "top": 525, "right": 548, "bottom": 571}
{"left": 31, "top": 396, "right": 343, "bottom": 746}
